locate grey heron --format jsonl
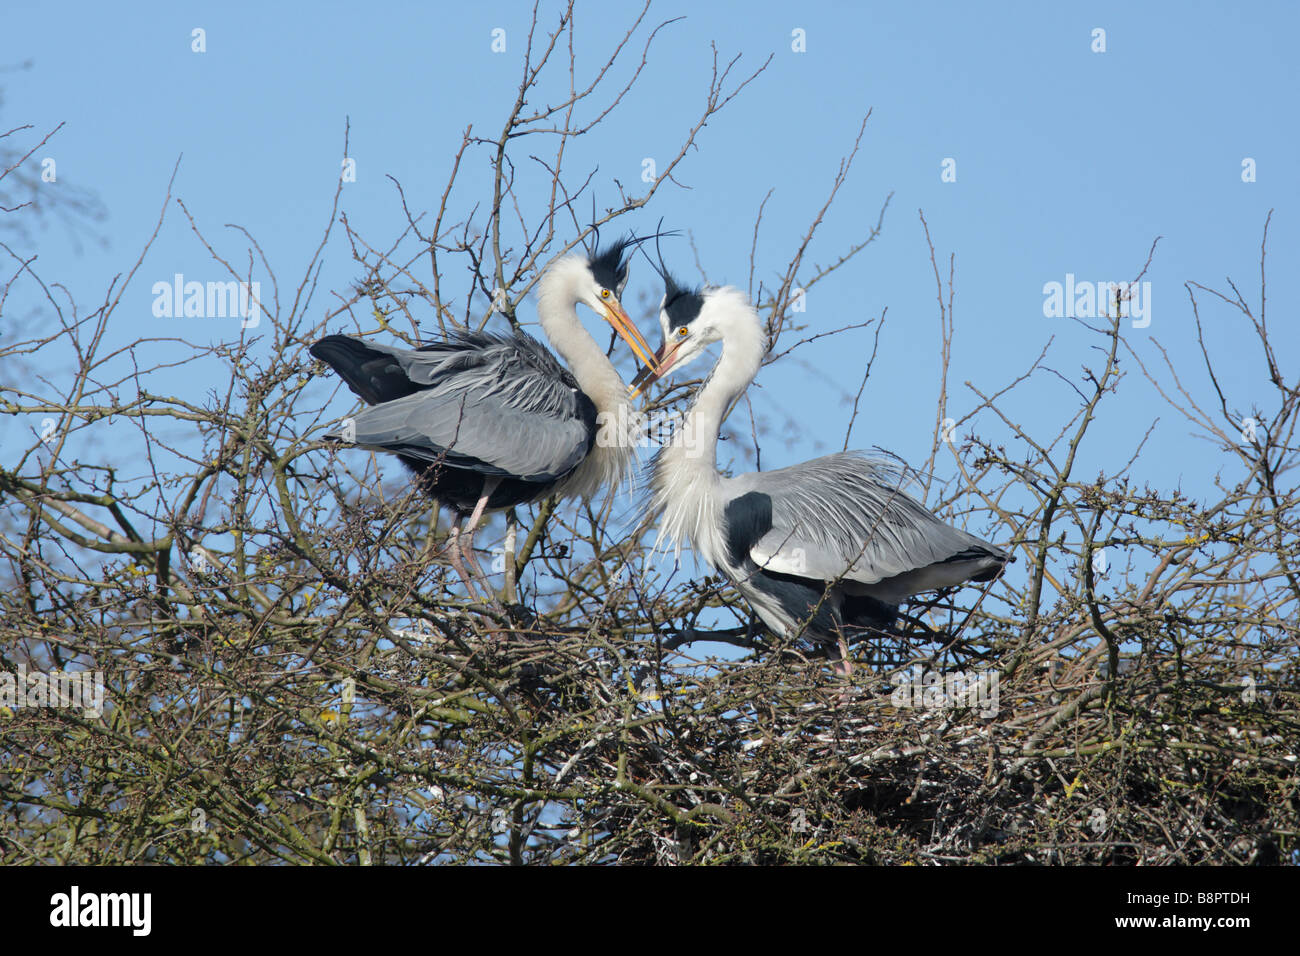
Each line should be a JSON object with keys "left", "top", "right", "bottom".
{"left": 631, "top": 271, "right": 1009, "bottom": 670}
{"left": 310, "top": 238, "right": 659, "bottom": 598}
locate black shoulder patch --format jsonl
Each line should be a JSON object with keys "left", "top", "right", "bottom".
{"left": 723, "top": 491, "right": 773, "bottom": 567}
{"left": 574, "top": 386, "right": 598, "bottom": 457}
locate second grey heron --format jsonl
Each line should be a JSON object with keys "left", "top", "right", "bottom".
{"left": 311, "top": 238, "right": 659, "bottom": 597}
{"left": 632, "top": 272, "right": 1009, "bottom": 670}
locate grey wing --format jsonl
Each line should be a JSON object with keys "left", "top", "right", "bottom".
{"left": 323, "top": 332, "right": 596, "bottom": 481}
{"left": 721, "top": 451, "right": 1005, "bottom": 588}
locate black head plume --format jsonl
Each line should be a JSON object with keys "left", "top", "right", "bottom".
{"left": 662, "top": 276, "right": 705, "bottom": 331}
{"left": 580, "top": 193, "right": 601, "bottom": 258}
{"left": 588, "top": 236, "right": 634, "bottom": 297}
{"left": 586, "top": 224, "right": 676, "bottom": 298}
{"left": 636, "top": 223, "right": 702, "bottom": 331}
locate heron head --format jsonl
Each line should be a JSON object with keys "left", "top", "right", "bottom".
{"left": 631, "top": 278, "right": 746, "bottom": 397}
{"left": 564, "top": 237, "right": 660, "bottom": 372}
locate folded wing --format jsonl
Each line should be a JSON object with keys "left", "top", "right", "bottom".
{"left": 722, "top": 451, "right": 1006, "bottom": 600}
{"left": 311, "top": 331, "right": 596, "bottom": 483}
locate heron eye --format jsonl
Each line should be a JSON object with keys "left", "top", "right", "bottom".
{"left": 676, "top": 327, "right": 689, "bottom": 338}
{"left": 600, "top": 289, "right": 611, "bottom": 299}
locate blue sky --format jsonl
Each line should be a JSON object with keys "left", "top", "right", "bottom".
{"left": 4, "top": 1, "right": 1297, "bottom": 589}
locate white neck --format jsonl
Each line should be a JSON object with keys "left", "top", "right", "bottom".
{"left": 651, "top": 288, "right": 766, "bottom": 562}
{"left": 536, "top": 256, "right": 626, "bottom": 406}
{"left": 536, "top": 255, "right": 636, "bottom": 498}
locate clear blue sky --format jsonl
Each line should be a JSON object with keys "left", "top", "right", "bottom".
{"left": 4, "top": 1, "right": 1297, "bottom": 584}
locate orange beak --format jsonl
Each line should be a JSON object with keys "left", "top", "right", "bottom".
{"left": 601, "top": 300, "right": 660, "bottom": 375}
{"left": 628, "top": 336, "right": 685, "bottom": 399}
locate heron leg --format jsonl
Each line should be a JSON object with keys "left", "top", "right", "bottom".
{"left": 458, "top": 478, "right": 500, "bottom": 596}
{"left": 828, "top": 615, "right": 855, "bottom": 680}
{"left": 445, "top": 522, "right": 482, "bottom": 601}
{"left": 834, "top": 637, "right": 854, "bottom": 678}
{"left": 826, "top": 632, "right": 855, "bottom": 710}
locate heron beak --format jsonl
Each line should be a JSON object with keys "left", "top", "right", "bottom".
{"left": 628, "top": 338, "right": 682, "bottom": 399}
{"left": 602, "top": 300, "right": 660, "bottom": 374}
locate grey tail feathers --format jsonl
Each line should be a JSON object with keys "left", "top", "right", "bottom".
{"left": 310, "top": 335, "right": 424, "bottom": 405}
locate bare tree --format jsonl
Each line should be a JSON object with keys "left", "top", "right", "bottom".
{"left": 1, "top": 4, "right": 1295, "bottom": 865}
